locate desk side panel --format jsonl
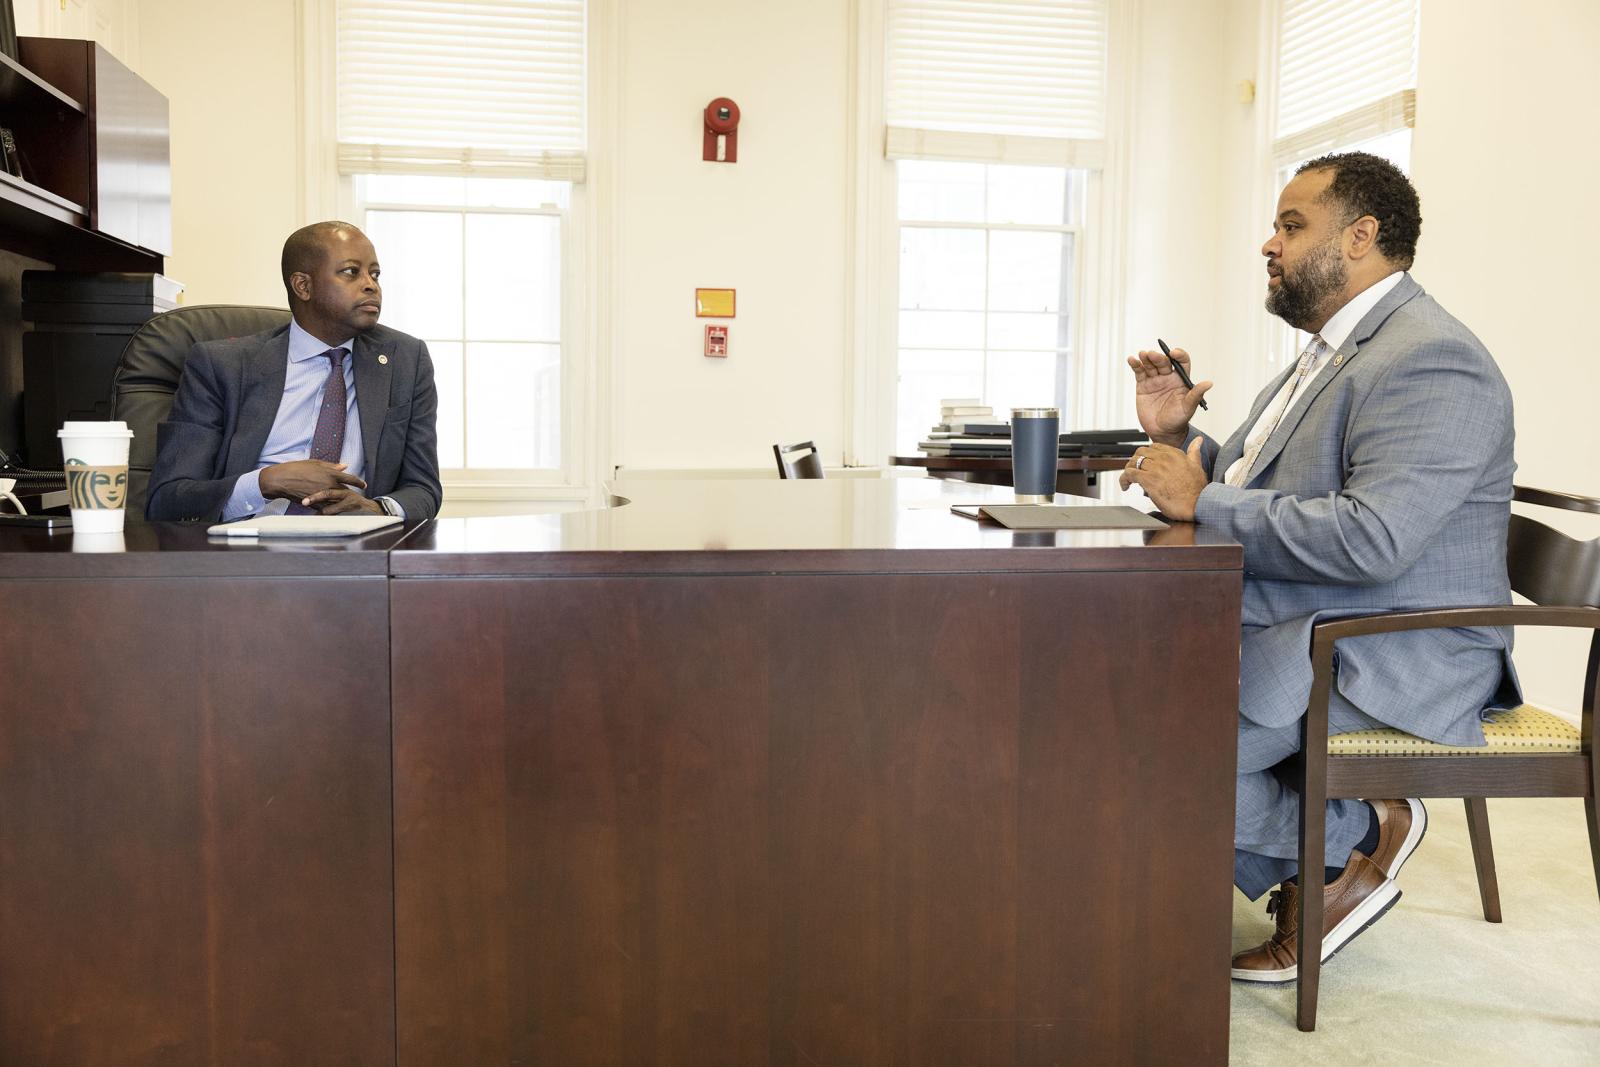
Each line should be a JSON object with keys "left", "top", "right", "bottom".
{"left": 0, "top": 577, "right": 394, "bottom": 1064}
{"left": 392, "top": 569, "right": 1239, "bottom": 1066}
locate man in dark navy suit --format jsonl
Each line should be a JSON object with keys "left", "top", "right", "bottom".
{"left": 147, "top": 221, "right": 441, "bottom": 522}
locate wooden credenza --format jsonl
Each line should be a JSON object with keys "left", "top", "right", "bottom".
{"left": 0, "top": 479, "right": 1243, "bottom": 1064}
{"left": 1, "top": 37, "right": 170, "bottom": 462}
{"left": 1, "top": 37, "right": 169, "bottom": 269}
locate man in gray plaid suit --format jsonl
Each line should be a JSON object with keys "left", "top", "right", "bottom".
{"left": 1121, "top": 151, "right": 1518, "bottom": 982}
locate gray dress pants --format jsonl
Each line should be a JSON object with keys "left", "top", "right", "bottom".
{"left": 1233, "top": 686, "right": 1384, "bottom": 900}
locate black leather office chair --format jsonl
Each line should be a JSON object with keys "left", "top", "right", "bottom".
{"left": 773, "top": 441, "right": 824, "bottom": 479}
{"left": 111, "top": 304, "right": 292, "bottom": 517}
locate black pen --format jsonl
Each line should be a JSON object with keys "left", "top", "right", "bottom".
{"left": 1157, "top": 338, "right": 1208, "bottom": 411}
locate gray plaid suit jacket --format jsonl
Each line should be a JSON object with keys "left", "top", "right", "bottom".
{"left": 1190, "top": 273, "right": 1520, "bottom": 746}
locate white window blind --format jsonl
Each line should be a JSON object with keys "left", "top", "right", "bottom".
{"left": 337, "top": 0, "right": 586, "bottom": 180}
{"left": 885, "top": 0, "right": 1108, "bottom": 167}
{"left": 1273, "top": 0, "right": 1417, "bottom": 166}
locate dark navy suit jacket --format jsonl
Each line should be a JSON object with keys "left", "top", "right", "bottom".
{"left": 146, "top": 322, "right": 442, "bottom": 523}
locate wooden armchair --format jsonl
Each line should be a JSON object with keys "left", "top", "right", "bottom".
{"left": 1293, "top": 485, "right": 1600, "bottom": 1031}
{"left": 772, "top": 441, "right": 824, "bottom": 480}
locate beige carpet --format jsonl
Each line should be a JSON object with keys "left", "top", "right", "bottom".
{"left": 1229, "top": 797, "right": 1600, "bottom": 1065}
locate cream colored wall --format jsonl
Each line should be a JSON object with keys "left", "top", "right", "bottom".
{"left": 13, "top": 0, "right": 142, "bottom": 68}
{"left": 610, "top": 0, "right": 851, "bottom": 472}
{"left": 1117, "top": 0, "right": 1230, "bottom": 430}
{"left": 133, "top": 0, "right": 299, "bottom": 307}
{"left": 1412, "top": 0, "right": 1600, "bottom": 715}
{"left": 1412, "top": 0, "right": 1600, "bottom": 498}
{"left": 1205, "top": 0, "right": 1276, "bottom": 440}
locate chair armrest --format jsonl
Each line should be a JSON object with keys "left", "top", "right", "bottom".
{"left": 1311, "top": 605, "right": 1600, "bottom": 647}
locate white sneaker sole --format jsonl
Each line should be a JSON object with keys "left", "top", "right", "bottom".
{"left": 1230, "top": 879, "right": 1403, "bottom": 983}
{"left": 1384, "top": 797, "right": 1428, "bottom": 880}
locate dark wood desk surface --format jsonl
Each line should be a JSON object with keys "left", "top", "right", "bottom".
{"left": 396, "top": 477, "right": 1238, "bottom": 576}
{"left": 1, "top": 484, "right": 1243, "bottom": 1065}
{"left": 889, "top": 454, "right": 1131, "bottom": 473}
{"left": 0, "top": 515, "right": 418, "bottom": 577}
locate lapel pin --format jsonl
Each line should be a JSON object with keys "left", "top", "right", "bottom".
{"left": 378, "top": 354, "right": 388, "bottom": 365}
{"left": 1332, "top": 354, "right": 1344, "bottom": 366}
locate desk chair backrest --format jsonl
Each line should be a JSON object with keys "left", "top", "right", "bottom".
{"left": 1508, "top": 486, "right": 1600, "bottom": 609}
{"left": 773, "top": 441, "right": 824, "bottom": 480}
{"left": 111, "top": 305, "right": 293, "bottom": 516}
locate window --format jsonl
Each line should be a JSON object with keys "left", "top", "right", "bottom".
{"left": 356, "top": 175, "right": 568, "bottom": 471}
{"left": 1268, "top": 0, "right": 1419, "bottom": 362}
{"left": 335, "top": 0, "right": 586, "bottom": 480}
{"left": 895, "top": 161, "right": 1085, "bottom": 453}
{"left": 882, "top": 0, "right": 1108, "bottom": 450}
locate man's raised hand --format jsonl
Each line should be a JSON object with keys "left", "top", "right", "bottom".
{"left": 1127, "top": 346, "right": 1212, "bottom": 448}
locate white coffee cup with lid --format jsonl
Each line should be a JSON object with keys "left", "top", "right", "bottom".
{"left": 58, "top": 420, "right": 135, "bottom": 533}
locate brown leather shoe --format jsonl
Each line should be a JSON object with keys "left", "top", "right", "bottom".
{"left": 1365, "top": 798, "right": 1427, "bottom": 880}
{"left": 1230, "top": 852, "right": 1401, "bottom": 983}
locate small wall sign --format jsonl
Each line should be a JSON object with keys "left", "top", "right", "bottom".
{"left": 695, "top": 288, "right": 736, "bottom": 318}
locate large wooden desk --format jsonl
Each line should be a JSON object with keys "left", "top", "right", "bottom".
{"left": 889, "top": 454, "right": 1130, "bottom": 496}
{"left": 0, "top": 480, "right": 1243, "bottom": 1065}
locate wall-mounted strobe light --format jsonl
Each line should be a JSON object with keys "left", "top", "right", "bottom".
{"left": 703, "top": 97, "right": 740, "bottom": 162}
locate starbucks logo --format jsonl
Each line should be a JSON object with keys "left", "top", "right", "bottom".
{"left": 66, "top": 460, "right": 129, "bottom": 510}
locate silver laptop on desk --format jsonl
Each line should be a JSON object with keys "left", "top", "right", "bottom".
{"left": 207, "top": 515, "right": 402, "bottom": 538}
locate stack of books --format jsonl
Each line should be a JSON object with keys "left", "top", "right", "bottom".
{"left": 919, "top": 398, "right": 1012, "bottom": 456}
{"left": 933, "top": 398, "right": 1008, "bottom": 435}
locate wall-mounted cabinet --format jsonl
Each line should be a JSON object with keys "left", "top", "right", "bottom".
{"left": 0, "top": 37, "right": 168, "bottom": 271}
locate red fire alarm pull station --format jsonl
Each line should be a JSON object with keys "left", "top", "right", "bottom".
{"left": 703, "top": 98, "right": 740, "bottom": 163}
{"left": 705, "top": 324, "right": 729, "bottom": 358}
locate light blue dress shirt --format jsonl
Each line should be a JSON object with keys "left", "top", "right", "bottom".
{"left": 223, "top": 319, "right": 399, "bottom": 520}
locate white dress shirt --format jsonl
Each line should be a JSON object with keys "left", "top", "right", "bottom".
{"left": 1222, "top": 270, "right": 1406, "bottom": 486}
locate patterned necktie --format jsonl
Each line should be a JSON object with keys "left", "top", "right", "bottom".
{"left": 287, "top": 347, "right": 349, "bottom": 514}
{"left": 1227, "top": 335, "right": 1326, "bottom": 487}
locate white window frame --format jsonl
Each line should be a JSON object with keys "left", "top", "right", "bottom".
{"left": 847, "top": 0, "right": 1136, "bottom": 465}
{"left": 295, "top": 0, "right": 616, "bottom": 507}
{"left": 893, "top": 175, "right": 1086, "bottom": 450}
{"left": 351, "top": 185, "right": 570, "bottom": 477}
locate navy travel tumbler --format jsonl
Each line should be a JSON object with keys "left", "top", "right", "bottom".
{"left": 1010, "top": 407, "right": 1059, "bottom": 503}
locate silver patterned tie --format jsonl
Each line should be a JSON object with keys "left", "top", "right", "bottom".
{"left": 1228, "top": 335, "right": 1327, "bottom": 487}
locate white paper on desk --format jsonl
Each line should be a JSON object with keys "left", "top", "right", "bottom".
{"left": 207, "top": 515, "right": 402, "bottom": 538}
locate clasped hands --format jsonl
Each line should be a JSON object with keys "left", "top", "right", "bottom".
{"left": 259, "top": 459, "right": 383, "bottom": 515}
{"left": 1119, "top": 346, "right": 1214, "bottom": 522}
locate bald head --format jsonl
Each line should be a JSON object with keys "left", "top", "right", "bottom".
{"left": 281, "top": 221, "right": 365, "bottom": 301}
{"left": 280, "top": 221, "right": 384, "bottom": 345}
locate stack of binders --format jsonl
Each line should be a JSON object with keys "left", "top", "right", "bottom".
{"left": 919, "top": 412, "right": 1148, "bottom": 459}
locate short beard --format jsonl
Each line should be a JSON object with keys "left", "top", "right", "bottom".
{"left": 1266, "top": 236, "right": 1348, "bottom": 331}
